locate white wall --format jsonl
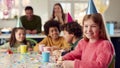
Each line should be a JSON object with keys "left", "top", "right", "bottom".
{"left": 0, "top": 0, "right": 120, "bottom": 29}
{"left": 104, "top": 0, "right": 120, "bottom": 22}
{"left": 0, "top": 0, "right": 49, "bottom": 31}
{"left": 0, "top": 19, "right": 16, "bottom": 28}
{"left": 30, "top": 0, "right": 49, "bottom": 31}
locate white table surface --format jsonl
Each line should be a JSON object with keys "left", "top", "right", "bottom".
{"left": 0, "top": 53, "right": 60, "bottom": 68}
{"left": 0, "top": 53, "right": 41, "bottom": 68}
{"left": 1, "top": 29, "right": 120, "bottom": 38}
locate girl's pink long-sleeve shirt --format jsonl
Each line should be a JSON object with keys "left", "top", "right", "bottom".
{"left": 63, "top": 39, "right": 114, "bottom": 68}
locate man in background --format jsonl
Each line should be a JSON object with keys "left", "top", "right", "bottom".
{"left": 20, "top": 6, "right": 42, "bottom": 34}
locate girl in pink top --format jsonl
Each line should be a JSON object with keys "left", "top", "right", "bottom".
{"left": 58, "top": 13, "right": 114, "bottom": 68}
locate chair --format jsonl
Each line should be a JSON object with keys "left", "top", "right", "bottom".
{"left": 108, "top": 56, "right": 115, "bottom": 68}
{"left": 26, "top": 38, "right": 37, "bottom": 47}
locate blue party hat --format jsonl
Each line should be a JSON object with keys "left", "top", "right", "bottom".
{"left": 86, "top": 0, "right": 98, "bottom": 14}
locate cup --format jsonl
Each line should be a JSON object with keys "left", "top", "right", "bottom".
{"left": 20, "top": 45, "right": 27, "bottom": 54}
{"left": 43, "top": 47, "right": 51, "bottom": 52}
{"left": 39, "top": 44, "right": 45, "bottom": 52}
{"left": 42, "top": 51, "right": 50, "bottom": 63}
{"left": 106, "top": 22, "right": 114, "bottom": 35}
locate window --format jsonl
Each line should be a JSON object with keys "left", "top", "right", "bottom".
{"left": 61, "top": 3, "right": 71, "bottom": 14}
{"left": 74, "top": 2, "right": 88, "bottom": 24}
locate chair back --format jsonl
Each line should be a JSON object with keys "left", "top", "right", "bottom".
{"left": 108, "top": 56, "right": 115, "bottom": 68}
{"left": 26, "top": 38, "right": 37, "bottom": 47}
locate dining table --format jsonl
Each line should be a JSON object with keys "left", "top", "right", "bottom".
{"left": 0, "top": 52, "right": 62, "bottom": 68}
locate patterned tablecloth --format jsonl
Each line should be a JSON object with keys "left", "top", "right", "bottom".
{"left": 0, "top": 53, "right": 61, "bottom": 68}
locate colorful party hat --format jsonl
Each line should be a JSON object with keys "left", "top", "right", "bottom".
{"left": 86, "top": 0, "right": 98, "bottom": 14}
{"left": 16, "top": 17, "right": 23, "bottom": 27}
{"left": 67, "top": 13, "right": 73, "bottom": 22}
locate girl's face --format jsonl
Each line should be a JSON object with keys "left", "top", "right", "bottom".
{"left": 48, "top": 27, "right": 59, "bottom": 40}
{"left": 63, "top": 30, "right": 73, "bottom": 43}
{"left": 54, "top": 5, "right": 62, "bottom": 13}
{"left": 83, "top": 19, "right": 100, "bottom": 40}
{"left": 15, "top": 29, "right": 25, "bottom": 42}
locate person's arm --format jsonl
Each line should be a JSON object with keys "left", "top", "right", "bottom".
{"left": 62, "top": 40, "right": 83, "bottom": 60}
{"left": 61, "top": 39, "right": 71, "bottom": 51}
{"left": 0, "top": 42, "right": 10, "bottom": 49}
{"left": 73, "top": 41, "right": 114, "bottom": 68}
{"left": 0, "top": 42, "right": 10, "bottom": 52}
{"left": 57, "top": 40, "right": 83, "bottom": 67}
{"left": 56, "top": 13, "right": 64, "bottom": 25}
{"left": 64, "top": 13, "right": 68, "bottom": 24}
{"left": 20, "top": 16, "right": 32, "bottom": 34}
{"left": 36, "top": 16, "right": 42, "bottom": 33}
{"left": 59, "top": 18, "right": 64, "bottom": 25}
{"left": 31, "top": 16, "right": 42, "bottom": 34}
{"left": 26, "top": 30, "right": 32, "bottom": 34}
{"left": 61, "top": 41, "right": 114, "bottom": 68}
{"left": 31, "top": 30, "right": 37, "bottom": 34}
{"left": 33, "top": 37, "right": 47, "bottom": 52}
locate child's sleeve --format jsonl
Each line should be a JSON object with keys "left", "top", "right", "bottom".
{"left": 74, "top": 41, "right": 114, "bottom": 68}
{"left": 33, "top": 37, "right": 47, "bottom": 52}
{"left": 61, "top": 40, "right": 71, "bottom": 51}
{"left": 63, "top": 40, "right": 83, "bottom": 60}
{"left": 0, "top": 42, "right": 10, "bottom": 49}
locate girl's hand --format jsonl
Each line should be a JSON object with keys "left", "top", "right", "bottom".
{"left": 57, "top": 56, "right": 63, "bottom": 61}
{"left": 57, "top": 56, "right": 63, "bottom": 65}
{"left": 62, "top": 60, "right": 74, "bottom": 68}
{"left": 52, "top": 46, "right": 60, "bottom": 51}
{"left": 26, "top": 30, "right": 32, "bottom": 34}
{"left": 58, "top": 13, "right": 62, "bottom": 17}
{"left": 31, "top": 30, "right": 37, "bottom": 34}
{"left": 55, "top": 13, "right": 62, "bottom": 18}
{"left": 28, "top": 47, "right": 33, "bottom": 51}
{"left": 0, "top": 48, "right": 8, "bottom": 52}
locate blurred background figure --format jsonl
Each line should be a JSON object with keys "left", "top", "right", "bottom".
{"left": 34, "top": 20, "right": 70, "bottom": 53}
{"left": 0, "top": 27, "right": 32, "bottom": 53}
{"left": 20, "top": 6, "right": 42, "bottom": 34}
{"left": 50, "top": 3, "right": 67, "bottom": 25}
{"left": 61, "top": 21, "right": 82, "bottom": 50}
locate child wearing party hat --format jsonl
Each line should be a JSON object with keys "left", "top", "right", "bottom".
{"left": 57, "top": 0, "right": 114, "bottom": 68}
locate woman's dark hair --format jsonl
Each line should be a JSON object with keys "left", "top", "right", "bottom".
{"left": 52, "top": 3, "right": 65, "bottom": 21}
{"left": 9, "top": 27, "right": 27, "bottom": 47}
{"left": 25, "top": 6, "right": 33, "bottom": 12}
{"left": 61, "top": 22, "right": 83, "bottom": 38}
{"left": 44, "top": 20, "right": 61, "bottom": 36}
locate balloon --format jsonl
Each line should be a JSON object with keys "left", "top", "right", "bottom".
{"left": 94, "top": 0, "right": 110, "bottom": 14}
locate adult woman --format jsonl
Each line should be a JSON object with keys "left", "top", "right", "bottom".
{"left": 51, "top": 3, "right": 67, "bottom": 25}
